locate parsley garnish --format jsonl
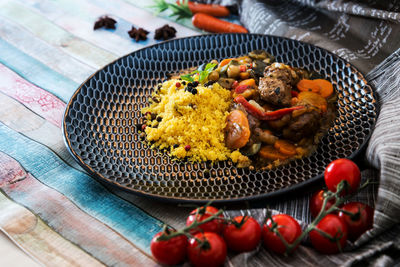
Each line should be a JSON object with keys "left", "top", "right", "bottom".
{"left": 180, "top": 62, "right": 217, "bottom": 84}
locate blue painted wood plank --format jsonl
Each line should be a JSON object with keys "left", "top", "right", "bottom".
{"left": 0, "top": 122, "right": 163, "bottom": 254}
{"left": 0, "top": 38, "right": 78, "bottom": 102}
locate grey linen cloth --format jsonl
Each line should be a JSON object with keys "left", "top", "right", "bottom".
{"left": 192, "top": 0, "right": 400, "bottom": 266}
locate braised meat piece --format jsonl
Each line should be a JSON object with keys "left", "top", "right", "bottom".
{"left": 283, "top": 110, "right": 321, "bottom": 142}
{"left": 264, "top": 64, "right": 296, "bottom": 85}
{"left": 258, "top": 77, "right": 292, "bottom": 106}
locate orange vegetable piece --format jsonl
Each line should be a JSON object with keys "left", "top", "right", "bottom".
{"left": 313, "top": 79, "right": 334, "bottom": 98}
{"left": 224, "top": 109, "right": 250, "bottom": 149}
{"left": 258, "top": 145, "right": 289, "bottom": 161}
{"left": 298, "top": 91, "right": 328, "bottom": 113}
{"left": 297, "top": 79, "right": 321, "bottom": 93}
{"left": 239, "top": 72, "right": 250, "bottom": 79}
{"left": 219, "top": 58, "right": 234, "bottom": 67}
{"left": 274, "top": 140, "right": 297, "bottom": 156}
{"left": 238, "top": 78, "right": 256, "bottom": 88}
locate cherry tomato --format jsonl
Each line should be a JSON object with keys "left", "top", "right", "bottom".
{"left": 309, "top": 214, "right": 348, "bottom": 254}
{"left": 338, "top": 202, "right": 374, "bottom": 241}
{"left": 262, "top": 214, "right": 302, "bottom": 254}
{"left": 150, "top": 231, "right": 187, "bottom": 265}
{"left": 222, "top": 216, "right": 261, "bottom": 252}
{"left": 309, "top": 190, "right": 336, "bottom": 218}
{"left": 186, "top": 206, "right": 224, "bottom": 234}
{"left": 324, "top": 158, "right": 361, "bottom": 195}
{"left": 187, "top": 232, "right": 227, "bottom": 267}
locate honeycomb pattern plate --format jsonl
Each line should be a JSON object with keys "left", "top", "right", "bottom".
{"left": 63, "top": 34, "right": 377, "bottom": 203}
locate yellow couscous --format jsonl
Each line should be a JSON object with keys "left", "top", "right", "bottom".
{"left": 141, "top": 79, "right": 244, "bottom": 162}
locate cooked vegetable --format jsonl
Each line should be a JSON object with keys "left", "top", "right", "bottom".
{"left": 274, "top": 140, "right": 297, "bottom": 156}
{"left": 227, "top": 64, "right": 241, "bottom": 78}
{"left": 313, "top": 79, "right": 334, "bottom": 98}
{"left": 218, "top": 78, "right": 236, "bottom": 88}
{"left": 234, "top": 95, "right": 304, "bottom": 120}
{"left": 192, "top": 13, "right": 248, "bottom": 33}
{"left": 225, "top": 109, "right": 250, "bottom": 149}
{"left": 258, "top": 145, "right": 289, "bottom": 160}
{"left": 297, "top": 91, "right": 327, "bottom": 113}
{"left": 297, "top": 79, "right": 320, "bottom": 93}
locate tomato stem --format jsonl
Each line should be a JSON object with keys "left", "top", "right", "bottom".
{"left": 157, "top": 209, "right": 224, "bottom": 241}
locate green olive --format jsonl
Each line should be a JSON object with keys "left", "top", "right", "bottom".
{"left": 208, "top": 71, "right": 219, "bottom": 81}
{"left": 227, "top": 65, "right": 240, "bottom": 78}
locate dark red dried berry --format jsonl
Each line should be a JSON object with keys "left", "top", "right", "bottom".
{"left": 141, "top": 124, "right": 147, "bottom": 131}
{"left": 185, "top": 145, "right": 191, "bottom": 151}
{"left": 94, "top": 16, "right": 117, "bottom": 30}
{"left": 175, "top": 82, "right": 181, "bottom": 88}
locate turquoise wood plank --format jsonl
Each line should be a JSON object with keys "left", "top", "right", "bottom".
{"left": 0, "top": 16, "right": 95, "bottom": 83}
{"left": 0, "top": 122, "right": 163, "bottom": 254}
{"left": 0, "top": 38, "right": 77, "bottom": 102}
{"left": 0, "top": 152, "right": 156, "bottom": 265}
{"left": 0, "top": 1, "right": 116, "bottom": 68}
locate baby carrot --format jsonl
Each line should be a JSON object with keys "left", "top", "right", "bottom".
{"left": 184, "top": 1, "right": 230, "bottom": 17}
{"left": 192, "top": 13, "right": 248, "bottom": 33}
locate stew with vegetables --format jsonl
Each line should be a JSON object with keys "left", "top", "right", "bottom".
{"left": 160, "top": 50, "right": 336, "bottom": 169}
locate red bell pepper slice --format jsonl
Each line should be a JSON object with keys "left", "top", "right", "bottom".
{"left": 234, "top": 95, "right": 304, "bottom": 120}
{"left": 234, "top": 85, "right": 250, "bottom": 94}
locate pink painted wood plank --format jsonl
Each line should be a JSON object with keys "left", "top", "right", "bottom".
{"left": 0, "top": 64, "right": 66, "bottom": 127}
{"left": 0, "top": 152, "right": 156, "bottom": 266}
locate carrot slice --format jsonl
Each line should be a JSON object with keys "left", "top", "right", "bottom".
{"left": 259, "top": 145, "right": 289, "bottom": 160}
{"left": 313, "top": 79, "right": 334, "bottom": 98}
{"left": 297, "top": 79, "right": 321, "bottom": 93}
{"left": 274, "top": 140, "right": 297, "bottom": 156}
{"left": 298, "top": 91, "right": 328, "bottom": 113}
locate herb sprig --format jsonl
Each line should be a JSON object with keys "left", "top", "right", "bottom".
{"left": 181, "top": 62, "right": 217, "bottom": 84}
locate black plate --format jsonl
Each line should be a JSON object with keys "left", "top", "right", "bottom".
{"left": 63, "top": 34, "right": 377, "bottom": 203}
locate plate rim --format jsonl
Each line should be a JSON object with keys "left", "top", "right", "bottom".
{"left": 62, "top": 33, "right": 379, "bottom": 203}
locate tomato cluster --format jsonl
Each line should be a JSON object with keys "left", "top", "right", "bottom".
{"left": 150, "top": 158, "right": 374, "bottom": 266}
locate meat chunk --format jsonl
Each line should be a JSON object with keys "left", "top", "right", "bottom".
{"left": 264, "top": 64, "right": 296, "bottom": 85}
{"left": 258, "top": 77, "right": 292, "bottom": 106}
{"left": 283, "top": 110, "right": 321, "bottom": 142}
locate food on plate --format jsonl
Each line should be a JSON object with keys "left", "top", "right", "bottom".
{"left": 141, "top": 50, "right": 337, "bottom": 169}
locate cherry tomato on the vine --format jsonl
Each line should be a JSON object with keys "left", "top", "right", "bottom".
{"left": 222, "top": 216, "right": 261, "bottom": 252}
{"left": 186, "top": 206, "right": 224, "bottom": 234}
{"left": 309, "top": 214, "right": 348, "bottom": 254}
{"left": 324, "top": 158, "right": 361, "bottom": 195}
{"left": 262, "top": 214, "right": 302, "bottom": 254}
{"left": 187, "top": 232, "right": 227, "bottom": 267}
{"left": 309, "top": 190, "right": 336, "bottom": 218}
{"left": 338, "top": 202, "right": 374, "bottom": 241}
{"left": 150, "top": 231, "right": 187, "bottom": 265}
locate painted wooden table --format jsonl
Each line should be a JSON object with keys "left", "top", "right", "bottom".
{"left": 0, "top": 0, "right": 205, "bottom": 265}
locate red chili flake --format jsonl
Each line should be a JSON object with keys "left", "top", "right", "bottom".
{"left": 141, "top": 124, "right": 147, "bottom": 130}
{"left": 94, "top": 16, "right": 117, "bottom": 30}
{"left": 184, "top": 145, "right": 191, "bottom": 151}
{"left": 175, "top": 82, "right": 181, "bottom": 88}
